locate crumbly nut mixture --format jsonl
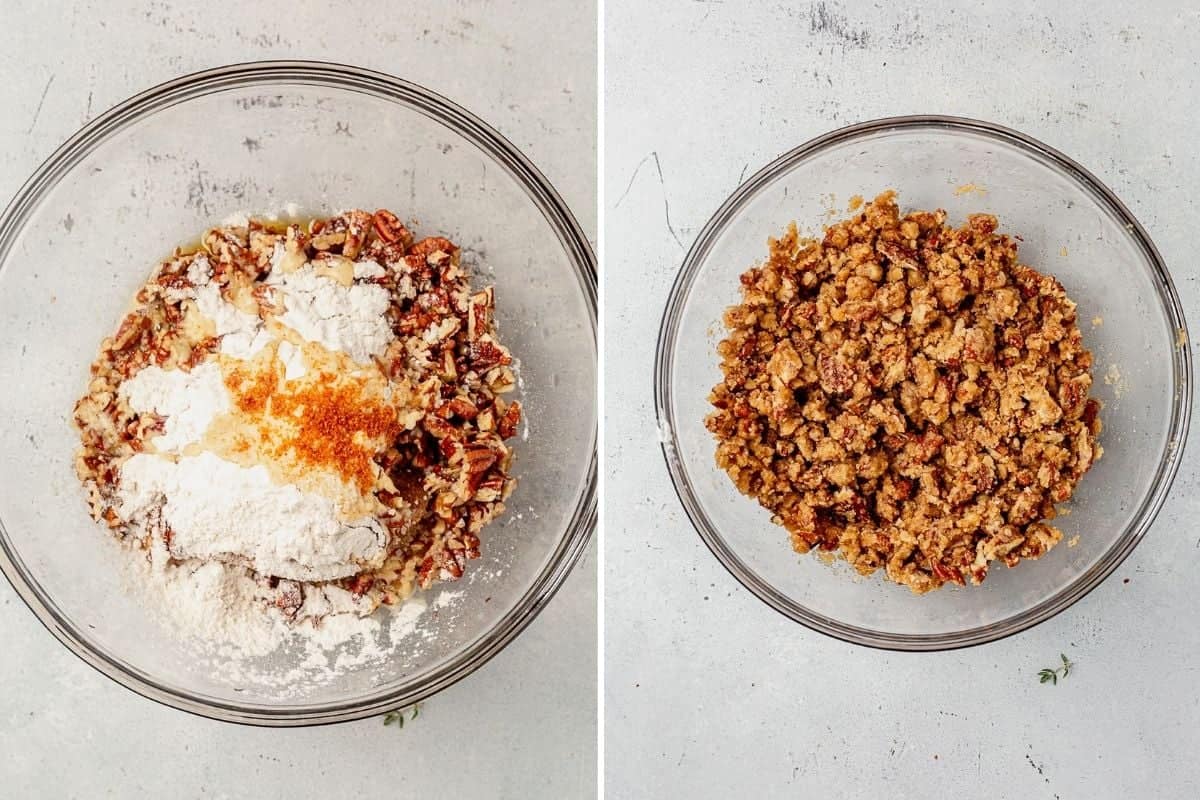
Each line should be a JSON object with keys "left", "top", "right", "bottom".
{"left": 706, "top": 192, "right": 1101, "bottom": 593}
{"left": 74, "top": 209, "right": 521, "bottom": 616}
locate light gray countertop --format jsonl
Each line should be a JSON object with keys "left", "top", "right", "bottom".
{"left": 0, "top": 2, "right": 596, "bottom": 798}
{"left": 605, "top": 2, "right": 1199, "bottom": 798}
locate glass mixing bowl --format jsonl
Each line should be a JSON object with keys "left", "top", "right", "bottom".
{"left": 0, "top": 62, "right": 596, "bottom": 723}
{"left": 655, "top": 116, "right": 1190, "bottom": 651}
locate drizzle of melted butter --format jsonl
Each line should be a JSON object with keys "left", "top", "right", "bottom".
{"left": 312, "top": 255, "right": 356, "bottom": 287}
{"left": 181, "top": 302, "right": 216, "bottom": 340}
{"left": 226, "top": 274, "right": 261, "bottom": 314}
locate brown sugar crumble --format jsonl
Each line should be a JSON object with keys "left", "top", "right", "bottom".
{"left": 706, "top": 191, "right": 1102, "bottom": 593}
{"left": 224, "top": 363, "right": 403, "bottom": 495}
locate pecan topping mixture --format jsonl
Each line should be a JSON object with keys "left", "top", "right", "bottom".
{"left": 74, "top": 209, "right": 522, "bottom": 615}
{"left": 706, "top": 192, "right": 1101, "bottom": 593}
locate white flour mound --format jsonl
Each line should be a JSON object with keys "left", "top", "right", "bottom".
{"left": 119, "top": 362, "right": 228, "bottom": 453}
{"left": 118, "top": 451, "right": 388, "bottom": 582}
{"left": 266, "top": 251, "right": 394, "bottom": 365}
{"left": 120, "top": 536, "right": 441, "bottom": 694}
{"left": 135, "top": 536, "right": 286, "bottom": 657}
{"left": 188, "top": 257, "right": 269, "bottom": 362}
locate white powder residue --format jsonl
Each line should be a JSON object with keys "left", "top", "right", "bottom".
{"left": 276, "top": 340, "right": 307, "bottom": 380}
{"left": 118, "top": 451, "right": 387, "bottom": 581}
{"left": 131, "top": 536, "right": 285, "bottom": 657}
{"left": 119, "top": 536, "right": 441, "bottom": 693}
{"left": 111, "top": 420, "right": 448, "bottom": 694}
{"left": 221, "top": 326, "right": 274, "bottom": 360}
{"left": 353, "top": 259, "right": 386, "bottom": 279}
{"left": 119, "top": 362, "right": 229, "bottom": 453}
{"left": 513, "top": 359, "right": 531, "bottom": 441}
{"left": 656, "top": 419, "right": 677, "bottom": 464}
{"left": 1104, "top": 363, "right": 1127, "bottom": 399}
{"left": 193, "top": 283, "right": 270, "bottom": 359}
{"left": 268, "top": 262, "right": 394, "bottom": 365}
{"left": 430, "top": 589, "right": 463, "bottom": 610}
{"left": 382, "top": 597, "right": 430, "bottom": 637}
{"left": 220, "top": 211, "right": 251, "bottom": 228}
{"left": 187, "top": 255, "right": 212, "bottom": 285}
{"left": 296, "top": 582, "right": 373, "bottom": 621}
{"left": 422, "top": 317, "right": 460, "bottom": 344}
{"left": 164, "top": 255, "right": 214, "bottom": 303}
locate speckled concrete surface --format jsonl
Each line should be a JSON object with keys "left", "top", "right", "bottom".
{"left": 605, "top": 2, "right": 1199, "bottom": 798}
{"left": 0, "top": 3, "right": 595, "bottom": 798}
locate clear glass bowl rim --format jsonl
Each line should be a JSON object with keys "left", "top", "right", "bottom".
{"left": 653, "top": 114, "right": 1192, "bottom": 652}
{"left": 0, "top": 60, "right": 597, "bottom": 724}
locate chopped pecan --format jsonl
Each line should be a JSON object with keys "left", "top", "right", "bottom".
{"left": 462, "top": 444, "right": 499, "bottom": 492}
{"left": 470, "top": 337, "right": 512, "bottom": 371}
{"left": 876, "top": 239, "right": 919, "bottom": 270}
{"left": 474, "top": 473, "right": 505, "bottom": 502}
{"left": 340, "top": 210, "right": 372, "bottom": 260}
{"left": 372, "top": 209, "right": 413, "bottom": 250}
{"left": 408, "top": 236, "right": 458, "bottom": 265}
{"left": 497, "top": 401, "right": 522, "bottom": 439}
{"left": 270, "top": 579, "right": 304, "bottom": 619}
{"left": 436, "top": 397, "right": 479, "bottom": 420}
{"left": 467, "top": 288, "right": 494, "bottom": 340}
{"left": 817, "top": 354, "right": 855, "bottom": 395}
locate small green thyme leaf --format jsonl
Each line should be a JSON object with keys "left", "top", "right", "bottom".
{"left": 382, "top": 703, "right": 423, "bottom": 730}
{"left": 1038, "top": 655, "right": 1074, "bottom": 686}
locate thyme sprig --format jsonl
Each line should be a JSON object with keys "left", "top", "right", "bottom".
{"left": 383, "top": 703, "right": 422, "bottom": 729}
{"left": 1038, "top": 654, "right": 1073, "bottom": 685}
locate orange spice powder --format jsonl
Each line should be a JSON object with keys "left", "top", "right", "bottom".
{"left": 223, "top": 363, "right": 401, "bottom": 494}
